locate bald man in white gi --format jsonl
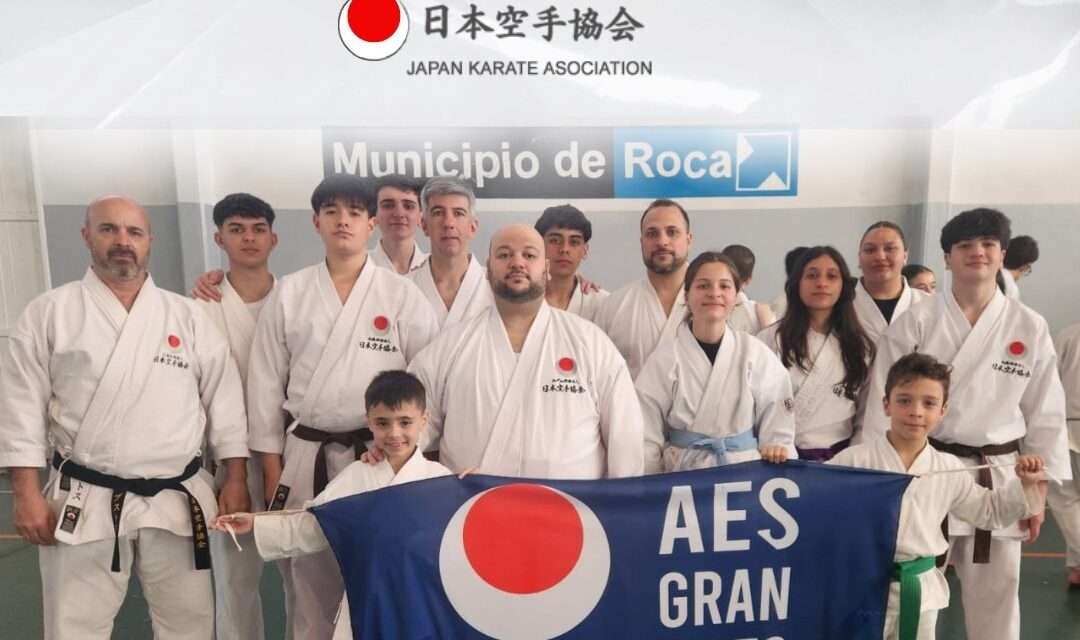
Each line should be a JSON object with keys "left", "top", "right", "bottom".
{"left": 0, "top": 196, "right": 250, "bottom": 639}
{"left": 405, "top": 224, "right": 644, "bottom": 478}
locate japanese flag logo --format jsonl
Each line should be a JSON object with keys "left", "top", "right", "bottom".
{"left": 557, "top": 357, "right": 576, "bottom": 374}
{"left": 439, "top": 484, "right": 611, "bottom": 638}
{"left": 166, "top": 335, "right": 182, "bottom": 351}
{"left": 339, "top": 0, "right": 409, "bottom": 61}
{"left": 1008, "top": 341, "right": 1026, "bottom": 357}
{"left": 373, "top": 315, "right": 390, "bottom": 335}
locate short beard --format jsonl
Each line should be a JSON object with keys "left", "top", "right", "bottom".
{"left": 93, "top": 248, "right": 146, "bottom": 281}
{"left": 645, "top": 253, "right": 686, "bottom": 275}
{"left": 492, "top": 279, "right": 544, "bottom": 303}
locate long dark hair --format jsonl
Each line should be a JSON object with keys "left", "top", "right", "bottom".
{"left": 776, "top": 246, "right": 875, "bottom": 400}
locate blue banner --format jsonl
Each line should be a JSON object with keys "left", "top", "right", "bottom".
{"left": 312, "top": 461, "right": 909, "bottom": 640}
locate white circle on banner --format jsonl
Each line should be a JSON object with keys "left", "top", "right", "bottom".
{"left": 438, "top": 483, "right": 611, "bottom": 639}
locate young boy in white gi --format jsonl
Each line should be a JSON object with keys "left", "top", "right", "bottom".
{"left": 199, "top": 193, "right": 278, "bottom": 640}
{"left": 534, "top": 204, "right": 609, "bottom": 322}
{"left": 817, "top": 353, "right": 1043, "bottom": 640}
{"left": 212, "top": 370, "right": 452, "bottom": 640}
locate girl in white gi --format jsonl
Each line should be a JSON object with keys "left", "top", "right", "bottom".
{"left": 823, "top": 353, "right": 1044, "bottom": 640}
{"left": 757, "top": 246, "right": 875, "bottom": 461}
{"left": 213, "top": 371, "right": 454, "bottom": 640}
{"left": 854, "top": 221, "right": 930, "bottom": 343}
{"left": 636, "top": 251, "right": 796, "bottom": 473}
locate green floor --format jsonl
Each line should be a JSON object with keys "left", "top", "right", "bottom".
{"left": 2, "top": 474, "right": 1078, "bottom": 639}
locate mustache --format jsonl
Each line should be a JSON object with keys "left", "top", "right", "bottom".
{"left": 107, "top": 248, "right": 136, "bottom": 259}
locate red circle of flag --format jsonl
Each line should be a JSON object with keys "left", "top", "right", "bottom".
{"left": 462, "top": 484, "right": 584, "bottom": 594}
{"left": 373, "top": 315, "right": 390, "bottom": 331}
{"left": 1008, "top": 341, "right": 1025, "bottom": 356}
{"left": 558, "top": 357, "right": 575, "bottom": 373}
{"left": 167, "top": 335, "right": 181, "bottom": 349}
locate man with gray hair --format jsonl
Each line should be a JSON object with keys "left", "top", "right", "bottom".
{"left": 0, "top": 195, "right": 251, "bottom": 638}
{"left": 406, "top": 175, "right": 493, "bottom": 328}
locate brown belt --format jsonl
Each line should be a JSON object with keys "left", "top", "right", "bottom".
{"left": 290, "top": 424, "right": 371, "bottom": 497}
{"left": 929, "top": 437, "right": 1022, "bottom": 564}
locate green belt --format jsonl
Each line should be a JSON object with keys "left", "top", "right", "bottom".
{"left": 893, "top": 556, "right": 936, "bottom": 640}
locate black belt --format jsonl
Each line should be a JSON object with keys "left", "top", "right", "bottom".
{"left": 289, "top": 425, "right": 372, "bottom": 498}
{"left": 796, "top": 438, "right": 851, "bottom": 462}
{"left": 52, "top": 452, "right": 208, "bottom": 573}
{"left": 929, "top": 438, "right": 1022, "bottom": 564}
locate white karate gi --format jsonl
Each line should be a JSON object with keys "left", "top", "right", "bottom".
{"left": 0, "top": 268, "right": 249, "bottom": 640}
{"left": 757, "top": 325, "right": 858, "bottom": 457}
{"left": 853, "top": 279, "right": 930, "bottom": 344}
{"left": 861, "top": 289, "right": 1069, "bottom": 640}
{"left": 253, "top": 447, "right": 451, "bottom": 640}
{"left": 636, "top": 321, "right": 796, "bottom": 473}
{"left": 830, "top": 435, "right": 1038, "bottom": 640}
{"left": 246, "top": 260, "right": 438, "bottom": 639}
{"left": 409, "top": 303, "right": 644, "bottom": 479}
{"left": 1049, "top": 323, "right": 1080, "bottom": 568}
{"left": 369, "top": 239, "right": 427, "bottom": 274}
{"left": 198, "top": 274, "right": 274, "bottom": 640}
{"left": 406, "top": 254, "right": 493, "bottom": 328}
{"left": 727, "top": 291, "right": 772, "bottom": 335}
{"left": 562, "top": 277, "right": 609, "bottom": 323}
{"left": 593, "top": 277, "right": 687, "bottom": 379}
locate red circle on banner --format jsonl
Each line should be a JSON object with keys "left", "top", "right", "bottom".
{"left": 348, "top": 0, "right": 401, "bottom": 43}
{"left": 462, "top": 484, "right": 584, "bottom": 594}
{"left": 167, "top": 335, "right": 181, "bottom": 349}
{"left": 373, "top": 315, "right": 390, "bottom": 331}
{"left": 558, "top": 357, "right": 575, "bottom": 373}
{"left": 1008, "top": 341, "right": 1025, "bottom": 356}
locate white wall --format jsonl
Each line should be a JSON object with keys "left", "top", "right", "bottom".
{"left": 0, "top": 120, "right": 48, "bottom": 344}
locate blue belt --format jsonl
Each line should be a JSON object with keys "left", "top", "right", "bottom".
{"left": 667, "top": 428, "right": 758, "bottom": 466}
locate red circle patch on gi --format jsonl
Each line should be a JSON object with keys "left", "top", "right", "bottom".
{"left": 167, "top": 335, "right": 181, "bottom": 350}
{"left": 557, "top": 357, "right": 576, "bottom": 374}
{"left": 372, "top": 315, "right": 390, "bottom": 333}
{"left": 439, "top": 484, "right": 610, "bottom": 638}
{"left": 1008, "top": 341, "right": 1026, "bottom": 357}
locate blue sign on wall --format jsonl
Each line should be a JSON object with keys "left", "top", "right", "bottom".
{"left": 613, "top": 127, "right": 799, "bottom": 198}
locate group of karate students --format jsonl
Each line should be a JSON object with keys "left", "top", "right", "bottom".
{"left": 0, "top": 171, "right": 1077, "bottom": 640}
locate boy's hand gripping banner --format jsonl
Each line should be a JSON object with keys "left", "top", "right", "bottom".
{"left": 311, "top": 461, "right": 911, "bottom": 639}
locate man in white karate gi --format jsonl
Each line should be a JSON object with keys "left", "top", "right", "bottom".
{"left": 0, "top": 195, "right": 250, "bottom": 639}
{"left": 862, "top": 207, "right": 1070, "bottom": 640}
{"left": 198, "top": 192, "right": 279, "bottom": 640}
{"left": 594, "top": 199, "right": 693, "bottom": 378}
{"left": 246, "top": 174, "right": 438, "bottom": 639}
{"left": 407, "top": 176, "right": 493, "bottom": 328}
{"left": 370, "top": 174, "right": 428, "bottom": 274}
{"left": 534, "top": 204, "right": 609, "bottom": 322}
{"left": 406, "top": 224, "right": 644, "bottom": 479}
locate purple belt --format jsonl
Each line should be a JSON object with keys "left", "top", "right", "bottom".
{"left": 796, "top": 438, "right": 851, "bottom": 462}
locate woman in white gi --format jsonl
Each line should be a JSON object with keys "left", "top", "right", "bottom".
{"left": 758, "top": 246, "right": 876, "bottom": 461}
{"left": 854, "top": 221, "right": 930, "bottom": 343}
{"left": 636, "top": 251, "right": 796, "bottom": 473}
